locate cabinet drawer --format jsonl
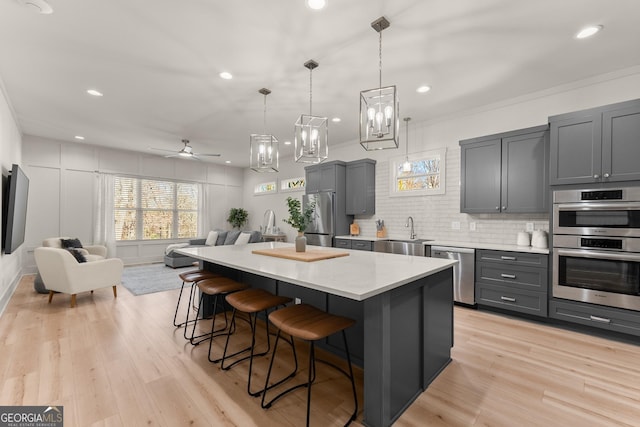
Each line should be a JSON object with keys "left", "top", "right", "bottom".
{"left": 549, "top": 300, "right": 640, "bottom": 337}
{"left": 476, "top": 283, "right": 547, "bottom": 317}
{"left": 476, "top": 249, "right": 548, "bottom": 267}
{"left": 351, "top": 240, "right": 372, "bottom": 251}
{"left": 475, "top": 263, "right": 547, "bottom": 291}
{"left": 334, "top": 239, "right": 351, "bottom": 249}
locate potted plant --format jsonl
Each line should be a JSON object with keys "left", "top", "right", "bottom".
{"left": 227, "top": 207, "right": 249, "bottom": 229}
{"left": 283, "top": 196, "right": 315, "bottom": 252}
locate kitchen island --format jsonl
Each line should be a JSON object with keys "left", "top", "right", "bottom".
{"left": 178, "top": 242, "right": 456, "bottom": 427}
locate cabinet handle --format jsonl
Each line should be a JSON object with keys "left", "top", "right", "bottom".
{"left": 500, "top": 256, "right": 517, "bottom": 261}
{"left": 495, "top": 206, "right": 500, "bottom": 211}
{"left": 501, "top": 273, "right": 516, "bottom": 279}
{"left": 502, "top": 206, "right": 506, "bottom": 210}
{"left": 593, "top": 173, "right": 600, "bottom": 179}
{"left": 500, "top": 296, "right": 516, "bottom": 302}
{"left": 604, "top": 173, "right": 610, "bottom": 178}
{"left": 589, "top": 315, "right": 611, "bottom": 324}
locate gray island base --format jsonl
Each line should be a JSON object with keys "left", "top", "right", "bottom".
{"left": 178, "top": 242, "right": 456, "bottom": 427}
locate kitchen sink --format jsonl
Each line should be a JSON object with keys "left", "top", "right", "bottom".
{"left": 373, "top": 239, "right": 432, "bottom": 256}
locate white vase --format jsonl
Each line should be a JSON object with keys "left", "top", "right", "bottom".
{"left": 295, "top": 232, "right": 307, "bottom": 252}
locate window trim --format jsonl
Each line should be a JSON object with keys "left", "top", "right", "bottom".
{"left": 388, "top": 148, "right": 447, "bottom": 197}
{"left": 114, "top": 175, "right": 200, "bottom": 241}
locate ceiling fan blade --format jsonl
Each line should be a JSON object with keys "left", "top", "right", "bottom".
{"left": 195, "top": 153, "right": 221, "bottom": 157}
{"left": 149, "top": 147, "right": 178, "bottom": 153}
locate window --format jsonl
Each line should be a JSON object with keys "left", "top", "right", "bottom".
{"left": 389, "top": 148, "right": 446, "bottom": 197}
{"left": 114, "top": 177, "right": 199, "bottom": 241}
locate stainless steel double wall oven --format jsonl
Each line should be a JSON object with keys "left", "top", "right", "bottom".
{"left": 553, "top": 187, "right": 640, "bottom": 311}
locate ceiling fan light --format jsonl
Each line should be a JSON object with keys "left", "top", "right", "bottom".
{"left": 576, "top": 25, "right": 603, "bottom": 39}
{"left": 306, "top": 0, "right": 326, "bottom": 10}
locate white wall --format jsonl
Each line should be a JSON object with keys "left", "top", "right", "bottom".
{"left": 242, "top": 66, "right": 640, "bottom": 245}
{"left": 0, "top": 79, "right": 24, "bottom": 315}
{"left": 22, "top": 136, "right": 244, "bottom": 268}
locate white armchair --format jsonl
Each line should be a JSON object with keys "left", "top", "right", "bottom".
{"left": 34, "top": 247, "right": 124, "bottom": 307}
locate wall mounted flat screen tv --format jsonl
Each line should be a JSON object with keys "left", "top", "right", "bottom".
{"left": 2, "top": 164, "right": 30, "bottom": 254}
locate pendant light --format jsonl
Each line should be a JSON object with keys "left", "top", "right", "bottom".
{"left": 402, "top": 117, "right": 411, "bottom": 172}
{"left": 295, "top": 59, "right": 328, "bottom": 164}
{"left": 250, "top": 88, "right": 279, "bottom": 172}
{"left": 359, "top": 16, "right": 399, "bottom": 150}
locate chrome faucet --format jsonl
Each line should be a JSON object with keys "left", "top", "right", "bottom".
{"left": 406, "top": 216, "right": 416, "bottom": 240}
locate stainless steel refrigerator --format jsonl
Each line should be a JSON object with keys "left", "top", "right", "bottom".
{"left": 303, "top": 192, "right": 336, "bottom": 247}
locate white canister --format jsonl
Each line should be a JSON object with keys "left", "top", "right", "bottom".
{"left": 516, "top": 231, "right": 531, "bottom": 246}
{"left": 531, "top": 230, "right": 548, "bottom": 249}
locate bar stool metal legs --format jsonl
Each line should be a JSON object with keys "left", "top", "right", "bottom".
{"left": 188, "top": 277, "right": 248, "bottom": 346}
{"left": 173, "top": 270, "right": 218, "bottom": 329}
{"left": 219, "top": 288, "right": 292, "bottom": 397}
{"left": 261, "top": 304, "right": 358, "bottom": 427}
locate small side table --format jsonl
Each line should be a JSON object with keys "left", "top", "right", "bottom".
{"left": 262, "top": 233, "right": 287, "bottom": 242}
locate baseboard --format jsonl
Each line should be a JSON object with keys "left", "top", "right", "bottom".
{"left": 0, "top": 270, "right": 27, "bottom": 318}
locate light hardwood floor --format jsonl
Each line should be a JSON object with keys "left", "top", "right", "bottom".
{"left": 1, "top": 274, "right": 640, "bottom": 426}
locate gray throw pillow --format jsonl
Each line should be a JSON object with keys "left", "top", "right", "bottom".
{"left": 248, "top": 230, "right": 262, "bottom": 243}
{"left": 215, "top": 231, "right": 228, "bottom": 246}
{"left": 224, "top": 230, "right": 241, "bottom": 245}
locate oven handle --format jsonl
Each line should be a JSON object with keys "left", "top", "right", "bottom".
{"left": 556, "top": 248, "right": 640, "bottom": 262}
{"left": 556, "top": 201, "right": 640, "bottom": 211}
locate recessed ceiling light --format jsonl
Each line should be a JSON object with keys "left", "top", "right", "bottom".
{"left": 74, "top": 135, "right": 85, "bottom": 140}
{"left": 219, "top": 71, "right": 233, "bottom": 80}
{"left": 17, "top": 0, "right": 53, "bottom": 14}
{"left": 87, "top": 89, "right": 103, "bottom": 97}
{"left": 331, "top": 117, "right": 341, "bottom": 123}
{"left": 307, "top": 0, "right": 327, "bottom": 10}
{"left": 416, "top": 85, "right": 431, "bottom": 93}
{"left": 225, "top": 160, "right": 231, "bottom": 164}
{"left": 284, "top": 140, "right": 292, "bottom": 145}
{"left": 576, "top": 25, "right": 603, "bottom": 39}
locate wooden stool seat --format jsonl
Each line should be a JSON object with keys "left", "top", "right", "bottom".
{"left": 269, "top": 304, "right": 355, "bottom": 341}
{"left": 197, "top": 277, "right": 248, "bottom": 295}
{"left": 225, "top": 288, "right": 291, "bottom": 314}
{"left": 179, "top": 270, "right": 219, "bottom": 283}
{"left": 262, "top": 303, "right": 358, "bottom": 426}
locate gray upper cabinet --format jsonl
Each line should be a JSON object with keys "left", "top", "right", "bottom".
{"left": 346, "top": 159, "right": 376, "bottom": 215}
{"left": 305, "top": 160, "right": 346, "bottom": 193}
{"left": 460, "top": 125, "right": 549, "bottom": 214}
{"left": 550, "top": 99, "right": 640, "bottom": 185}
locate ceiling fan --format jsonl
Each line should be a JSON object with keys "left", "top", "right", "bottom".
{"left": 150, "top": 139, "right": 221, "bottom": 160}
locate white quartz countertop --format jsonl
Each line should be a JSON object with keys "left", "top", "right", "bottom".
{"left": 333, "top": 235, "right": 549, "bottom": 254}
{"left": 177, "top": 242, "right": 457, "bottom": 301}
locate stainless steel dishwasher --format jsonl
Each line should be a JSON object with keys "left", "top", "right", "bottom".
{"left": 431, "top": 246, "right": 476, "bottom": 306}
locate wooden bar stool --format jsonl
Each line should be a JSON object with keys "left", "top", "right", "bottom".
{"left": 188, "top": 277, "right": 248, "bottom": 347}
{"left": 261, "top": 303, "right": 358, "bottom": 427}
{"left": 173, "top": 269, "right": 219, "bottom": 331}
{"left": 220, "top": 288, "right": 292, "bottom": 396}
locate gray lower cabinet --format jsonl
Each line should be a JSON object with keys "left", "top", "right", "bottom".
{"left": 460, "top": 125, "right": 549, "bottom": 213}
{"left": 549, "top": 299, "right": 640, "bottom": 337}
{"left": 346, "top": 159, "right": 376, "bottom": 215}
{"left": 334, "top": 238, "right": 373, "bottom": 251}
{"left": 475, "top": 249, "right": 548, "bottom": 317}
{"left": 549, "top": 98, "right": 640, "bottom": 185}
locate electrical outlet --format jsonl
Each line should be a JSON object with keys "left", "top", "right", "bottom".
{"left": 295, "top": 298, "right": 301, "bottom": 305}
{"left": 452, "top": 221, "right": 460, "bottom": 230}
{"left": 526, "top": 222, "right": 534, "bottom": 232}
{"left": 469, "top": 222, "right": 476, "bottom": 231}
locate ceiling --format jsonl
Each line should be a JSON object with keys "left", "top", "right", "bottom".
{"left": 2, "top": 0, "right": 640, "bottom": 167}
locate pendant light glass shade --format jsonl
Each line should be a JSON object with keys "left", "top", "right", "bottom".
{"left": 250, "top": 88, "right": 279, "bottom": 172}
{"left": 360, "top": 16, "right": 399, "bottom": 150}
{"left": 295, "top": 60, "right": 328, "bottom": 164}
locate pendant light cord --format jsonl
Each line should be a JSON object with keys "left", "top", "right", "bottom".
{"left": 309, "top": 66, "right": 313, "bottom": 116}
{"left": 263, "top": 93, "right": 267, "bottom": 133}
{"left": 379, "top": 30, "right": 383, "bottom": 89}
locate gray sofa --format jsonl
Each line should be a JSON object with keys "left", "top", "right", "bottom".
{"left": 164, "top": 230, "right": 262, "bottom": 268}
